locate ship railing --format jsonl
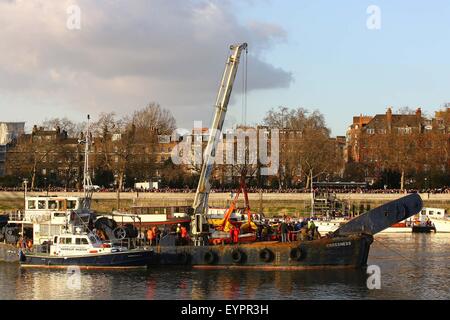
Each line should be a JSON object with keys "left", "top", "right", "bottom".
{"left": 111, "top": 237, "right": 141, "bottom": 250}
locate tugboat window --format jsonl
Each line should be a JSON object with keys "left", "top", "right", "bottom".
{"left": 76, "top": 238, "right": 88, "bottom": 245}
{"left": 48, "top": 200, "right": 58, "bottom": 210}
{"left": 60, "top": 237, "right": 72, "bottom": 244}
{"left": 38, "top": 200, "right": 46, "bottom": 209}
{"left": 67, "top": 200, "right": 77, "bottom": 209}
{"left": 28, "top": 200, "right": 36, "bottom": 209}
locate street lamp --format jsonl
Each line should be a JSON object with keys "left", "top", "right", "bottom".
{"left": 22, "top": 179, "right": 28, "bottom": 220}
{"left": 424, "top": 177, "right": 429, "bottom": 199}
{"left": 134, "top": 177, "right": 138, "bottom": 198}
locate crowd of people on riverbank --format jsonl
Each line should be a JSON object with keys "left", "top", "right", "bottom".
{"left": 1, "top": 185, "right": 450, "bottom": 194}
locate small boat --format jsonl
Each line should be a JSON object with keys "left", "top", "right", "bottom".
{"left": 412, "top": 221, "right": 436, "bottom": 233}
{"left": 20, "top": 231, "right": 154, "bottom": 269}
{"left": 107, "top": 205, "right": 191, "bottom": 229}
{"left": 379, "top": 220, "right": 413, "bottom": 233}
{"left": 419, "top": 208, "right": 450, "bottom": 233}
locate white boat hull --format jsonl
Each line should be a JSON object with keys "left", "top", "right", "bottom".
{"left": 432, "top": 219, "right": 450, "bottom": 233}
{"left": 318, "top": 220, "right": 450, "bottom": 234}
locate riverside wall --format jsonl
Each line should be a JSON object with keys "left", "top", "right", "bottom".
{"left": 1, "top": 191, "right": 449, "bottom": 215}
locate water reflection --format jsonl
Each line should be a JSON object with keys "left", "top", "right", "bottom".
{"left": 0, "top": 234, "right": 449, "bottom": 300}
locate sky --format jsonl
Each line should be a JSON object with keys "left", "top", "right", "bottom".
{"left": 0, "top": 0, "right": 449, "bottom": 136}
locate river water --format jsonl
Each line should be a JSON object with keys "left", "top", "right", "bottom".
{"left": 0, "top": 234, "right": 449, "bottom": 300}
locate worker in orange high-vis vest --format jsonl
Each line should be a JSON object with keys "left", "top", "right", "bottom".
{"left": 147, "top": 228, "right": 154, "bottom": 246}
{"left": 152, "top": 226, "right": 158, "bottom": 245}
{"left": 229, "top": 226, "right": 235, "bottom": 244}
{"left": 233, "top": 227, "right": 240, "bottom": 244}
{"left": 180, "top": 226, "right": 188, "bottom": 245}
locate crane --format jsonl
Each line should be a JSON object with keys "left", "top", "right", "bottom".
{"left": 191, "top": 43, "right": 248, "bottom": 246}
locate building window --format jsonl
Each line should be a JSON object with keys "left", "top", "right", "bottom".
{"left": 366, "top": 129, "right": 375, "bottom": 135}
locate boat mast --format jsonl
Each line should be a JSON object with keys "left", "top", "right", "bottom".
{"left": 191, "top": 43, "right": 248, "bottom": 246}
{"left": 82, "top": 114, "right": 93, "bottom": 210}
{"left": 310, "top": 170, "right": 314, "bottom": 219}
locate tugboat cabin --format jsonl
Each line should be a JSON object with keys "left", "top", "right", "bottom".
{"left": 50, "top": 233, "right": 113, "bottom": 257}
{"left": 20, "top": 195, "right": 92, "bottom": 245}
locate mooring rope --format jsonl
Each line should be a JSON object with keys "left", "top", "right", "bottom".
{"left": 373, "top": 237, "right": 422, "bottom": 268}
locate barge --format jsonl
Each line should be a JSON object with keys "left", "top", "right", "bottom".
{"left": 145, "top": 43, "right": 423, "bottom": 270}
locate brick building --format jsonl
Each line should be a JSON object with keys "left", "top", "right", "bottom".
{"left": 346, "top": 107, "right": 425, "bottom": 163}
{"left": 5, "top": 125, "right": 83, "bottom": 188}
{"left": 0, "top": 122, "right": 25, "bottom": 177}
{"left": 344, "top": 106, "right": 450, "bottom": 187}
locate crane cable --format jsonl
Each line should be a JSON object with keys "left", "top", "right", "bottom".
{"left": 241, "top": 47, "right": 248, "bottom": 126}
{"left": 240, "top": 48, "right": 249, "bottom": 169}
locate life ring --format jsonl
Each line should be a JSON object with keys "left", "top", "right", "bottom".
{"left": 290, "top": 247, "right": 304, "bottom": 261}
{"left": 203, "top": 251, "right": 217, "bottom": 265}
{"left": 231, "top": 249, "right": 245, "bottom": 264}
{"left": 114, "top": 227, "right": 127, "bottom": 240}
{"left": 259, "top": 248, "right": 274, "bottom": 263}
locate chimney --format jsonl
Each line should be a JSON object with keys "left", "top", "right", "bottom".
{"left": 416, "top": 107, "right": 422, "bottom": 131}
{"left": 386, "top": 107, "right": 392, "bottom": 132}
{"left": 416, "top": 107, "right": 422, "bottom": 118}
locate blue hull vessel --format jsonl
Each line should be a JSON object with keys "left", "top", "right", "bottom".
{"left": 20, "top": 249, "right": 154, "bottom": 269}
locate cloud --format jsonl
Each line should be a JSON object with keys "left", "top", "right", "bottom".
{"left": 0, "top": 0, "right": 293, "bottom": 126}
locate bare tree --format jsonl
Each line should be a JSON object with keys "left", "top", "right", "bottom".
{"left": 92, "top": 104, "right": 177, "bottom": 189}
{"left": 263, "top": 106, "right": 337, "bottom": 188}
{"left": 132, "top": 102, "right": 176, "bottom": 134}
{"left": 41, "top": 117, "right": 85, "bottom": 137}
{"left": 396, "top": 106, "right": 415, "bottom": 115}
{"left": 363, "top": 130, "right": 419, "bottom": 190}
